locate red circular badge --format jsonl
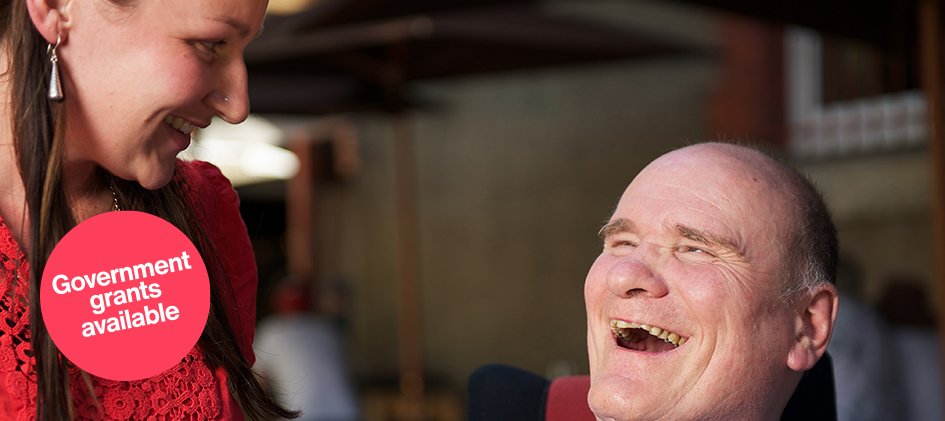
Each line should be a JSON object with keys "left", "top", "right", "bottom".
{"left": 41, "top": 211, "right": 210, "bottom": 381}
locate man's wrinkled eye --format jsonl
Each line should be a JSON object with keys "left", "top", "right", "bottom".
{"left": 678, "top": 245, "right": 716, "bottom": 258}
{"left": 608, "top": 240, "right": 637, "bottom": 249}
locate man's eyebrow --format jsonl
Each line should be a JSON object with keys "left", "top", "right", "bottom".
{"left": 676, "top": 224, "right": 740, "bottom": 252}
{"left": 598, "top": 218, "right": 634, "bottom": 240}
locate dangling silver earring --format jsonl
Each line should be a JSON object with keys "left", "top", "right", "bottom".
{"left": 47, "top": 34, "right": 63, "bottom": 101}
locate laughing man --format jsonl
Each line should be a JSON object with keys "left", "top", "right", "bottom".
{"left": 585, "top": 143, "right": 839, "bottom": 420}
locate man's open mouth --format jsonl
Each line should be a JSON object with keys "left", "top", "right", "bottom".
{"left": 610, "top": 320, "right": 687, "bottom": 352}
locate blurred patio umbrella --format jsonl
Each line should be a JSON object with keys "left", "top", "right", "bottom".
{"left": 682, "top": 0, "right": 915, "bottom": 47}
{"left": 246, "top": 1, "right": 699, "bottom": 114}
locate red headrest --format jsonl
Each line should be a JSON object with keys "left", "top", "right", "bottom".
{"left": 545, "top": 376, "right": 596, "bottom": 421}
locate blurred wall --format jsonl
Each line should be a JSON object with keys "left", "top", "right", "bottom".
{"left": 277, "top": 0, "right": 941, "bottom": 402}
{"left": 311, "top": 0, "right": 722, "bottom": 391}
{"left": 802, "top": 152, "right": 937, "bottom": 308}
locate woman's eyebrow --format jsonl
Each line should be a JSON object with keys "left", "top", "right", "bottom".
{"left": 214, "top": 17, "right": 264, "bottom": 39}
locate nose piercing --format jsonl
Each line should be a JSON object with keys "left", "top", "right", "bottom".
{"left": 223, "top": 96, "right": 229, "bottom": 102}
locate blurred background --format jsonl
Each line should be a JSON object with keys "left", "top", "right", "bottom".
{"left": 182, "top": 0, "right": 944, "bottom": 419}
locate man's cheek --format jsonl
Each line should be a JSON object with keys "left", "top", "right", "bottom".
{"left": 587, "top": 327, "right": 599, "bottom": 374}
{"left": 585, "top": 265, "right": 613, "bottom": 303}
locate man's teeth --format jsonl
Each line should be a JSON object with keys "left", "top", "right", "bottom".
{"left": 164, "top": 115, "right": 196, "bottom": 135}
{"left": 609, "top": 319, "right": 686, "bottom": 347}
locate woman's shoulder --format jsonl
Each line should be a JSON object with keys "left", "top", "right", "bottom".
{"left": 175, "top": 159, "right": 237, "bottom": 199}
{"left": 173, "top": 159, "right": 240, "bottom": 213}
{"left": 172, "top": 160, "right": 258, "bottom": 364}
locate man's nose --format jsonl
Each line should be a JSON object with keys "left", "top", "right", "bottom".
{"left": 605, "top": 243, "right": 669, "bottom": 298}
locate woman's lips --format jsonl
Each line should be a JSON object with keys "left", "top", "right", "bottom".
{"left": 163, "top": 115, "right": 196, "bottom": 151}
{"left": 164, "top": 115, "right": 196, "bottom": 135}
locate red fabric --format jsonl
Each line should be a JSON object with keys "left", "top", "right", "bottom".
{"left": 545, "top": 376, "right": 596, "bottom": 421}
{"left": 0, "top": 160, "right": 256, "bottom": 420}
{"left": 176, "top": 160, "right": 258, "bottom": 366}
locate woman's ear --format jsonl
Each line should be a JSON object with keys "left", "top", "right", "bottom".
{"left": 786, "top": 283, "right": 839, "bottom": 372}
{"left": 25, "top": 0, "right": 71, "bottom": 44}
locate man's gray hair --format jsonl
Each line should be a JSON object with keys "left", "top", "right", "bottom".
{"left": 777, "top": 159, "right": 838, "bottom": 299}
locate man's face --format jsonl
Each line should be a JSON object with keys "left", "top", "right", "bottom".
{"left": 585, "top": 146, "right": 800, "bottom": 421}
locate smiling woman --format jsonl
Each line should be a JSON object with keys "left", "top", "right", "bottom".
{"left": 0, "top": 0, "right": 297, "bottom": 420}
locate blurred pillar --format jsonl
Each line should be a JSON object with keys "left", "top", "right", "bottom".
{"left": 919, "top": 0, "right": 945, "bottom": 392}
{"left": 393, "top": 113, "right": 425, "bottom": 420}
{"left": 284, "top": 119, "right": 361, "bottom": 312}
{"left": 382, "top": 40, "right": 425, "bottom": 420}
{"left": 707, "top": 13, "right": 785, "bottom": 146}
{"left": 286, "top": 140, "right": 318, "bottom": 287}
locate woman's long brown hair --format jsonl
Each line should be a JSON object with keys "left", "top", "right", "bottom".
{"left": 2, "top": 2, "right": 298, "bottom": 419}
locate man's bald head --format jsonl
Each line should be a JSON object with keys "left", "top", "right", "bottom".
{"left": 676, "top": 143, "right": 838, "bottom": 298}
{"left": 585, "top": 142, "right": 839, "bottom": 421}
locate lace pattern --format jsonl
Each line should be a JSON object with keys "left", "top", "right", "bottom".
{"left": 68, "top": 348, "right": 222, "bottom": 421}
{"left": 0, "top": 161, "right": 244, "bottom": 420}
{"left": 0, "top": 226, "right": 36, "bottom": 421}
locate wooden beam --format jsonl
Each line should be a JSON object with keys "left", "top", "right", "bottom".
{"left": 392, "top": 113, "right": 425, "bottom": 420}
{"left": 919, "top": 0, "right": 945, "bottom": 391}
{"left": 246, "top": 16, "right": 431, "bottom": 63}
{"left": 286, "top": 140, "right": 318, "bottom": 284}
{"left": 707, "top": 12, "right": 785, "bottom": 146}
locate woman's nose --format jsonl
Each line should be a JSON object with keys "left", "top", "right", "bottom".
{"left": 206, "top": 60, "right": 250, "bottom": 124}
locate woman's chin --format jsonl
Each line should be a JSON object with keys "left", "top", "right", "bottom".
{"left": 115, "top": 163, "right": 176, "bottom": 191}
{"left": 139, "top": 171, "right": 176, "bottom": 190}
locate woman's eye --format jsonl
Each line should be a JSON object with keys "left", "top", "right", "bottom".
{"left": 196, "top": 40, "right": 226, "bottom": 54}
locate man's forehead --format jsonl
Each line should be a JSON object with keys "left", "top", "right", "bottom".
{"left": 632, "top": 145, "right": 790, "bottom": 206}
{"left": 607, "top": 144, "right": 796, "bottom": 251}
{"left": 642, "top": 144, "right": 768, "bottom": 179}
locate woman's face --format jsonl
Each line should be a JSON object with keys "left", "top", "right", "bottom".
{"left": 57, "top": 0, "right": 268, "bottom": 189}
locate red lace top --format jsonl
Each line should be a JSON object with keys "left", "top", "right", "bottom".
{"left": 0, "top": 161, "right": 258, "bottom": 420}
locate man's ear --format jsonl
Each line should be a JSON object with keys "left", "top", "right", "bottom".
{"left": 786, "top": 283, "right": 839, "bottom": 372}
{"left": 25, "top": 0, "right": 72, "bottom": 45}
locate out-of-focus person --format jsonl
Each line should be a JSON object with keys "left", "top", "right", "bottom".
{"left": 254, "top": 278, "right": 361, "bottom": 421}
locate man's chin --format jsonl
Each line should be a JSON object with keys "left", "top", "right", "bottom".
{"left": 588, "top": 374, "right": 670, "bottom": 421}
